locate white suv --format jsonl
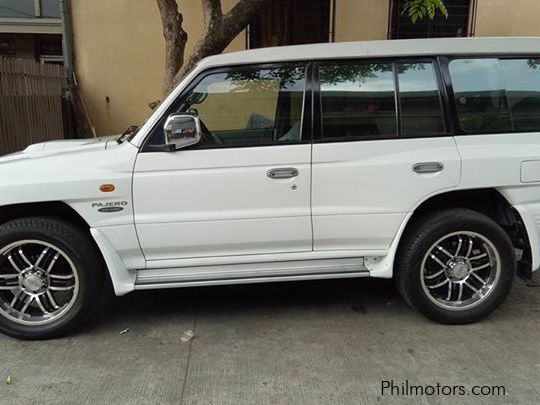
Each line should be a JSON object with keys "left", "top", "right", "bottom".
{"left": 0, "top": 37, "right": 538, "bottom": 339}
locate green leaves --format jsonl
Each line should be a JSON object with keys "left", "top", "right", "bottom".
{"left": 402, "top": 0, "right": 448, "bottom": 24}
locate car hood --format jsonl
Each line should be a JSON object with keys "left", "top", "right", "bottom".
{"left": 0, "top": 134, "right": 138, "bottom": 217}
{"left": 0, "top": 136, "right": 119, "bottom": 164}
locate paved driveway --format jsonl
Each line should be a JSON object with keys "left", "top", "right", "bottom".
{"left": 0, "top": 277, "right": 539, "bottom": 404}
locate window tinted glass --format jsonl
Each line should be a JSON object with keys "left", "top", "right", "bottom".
{"left": 501, "top": 59, "right": 540, "bottom": 131}
{"left": 250, "top": 0, "right": 330, "bottom": 48}
{"left": 151, "top": 66, "right": 306, "bottom": 148}
{"left": 319, "top": 63, "right": 397, "bottom": 139}
{"left": 449, "top": 58, "right": 540, "bottom": 133}
{"left": 0, "top": 0, "right": 34, "bottom": 17}
{"left": 398, "top": 63, "right": 446, "bottom": 135}
{"left": 40, "top": 0, "right": 61, "bottom": 18}
{"left": 449, "top": 59, "right": 512, "bottom": 133}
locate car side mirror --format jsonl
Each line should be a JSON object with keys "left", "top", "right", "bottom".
{"left": 163, "top": 114, "right": 201, "bottom": 150}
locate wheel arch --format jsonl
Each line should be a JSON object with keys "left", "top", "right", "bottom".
{"left": 395, "top": 188, "right": 532, "bottom": 279}
{"left": 0, "top": 201, "right": 90, "bottom": 230}
{"left": 0, "top": 201, "right": 118, "bottom": 291}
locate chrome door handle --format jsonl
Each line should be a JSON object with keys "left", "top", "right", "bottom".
{"left": 267, "top": 167, "right": 299, "bottom": 179}
{"left": 412, "top": 162, "right": 444, "bottom": 174}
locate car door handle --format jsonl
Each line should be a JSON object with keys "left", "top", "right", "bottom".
{"left": 267, "top": 167, "right": 299, "bottom": 179}
{"left": 412, "top": 162, "right": 444, "bottom": 174}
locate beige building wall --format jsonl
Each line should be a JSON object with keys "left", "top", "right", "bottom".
{"left": 334, "top": 0, "right": 389, "bottom": 42}
{"left": 475, "top": 0, "right": 540, "bottom": 37}
{"left": 71, "top": 0, "right": 245, "bottom": 135}
{"left": 72, "top": 0, "right": 540, "bottom": 136}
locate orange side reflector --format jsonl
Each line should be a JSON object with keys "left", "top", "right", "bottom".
{"left": 100, "top": 184, "right": 116, "bottom": 193}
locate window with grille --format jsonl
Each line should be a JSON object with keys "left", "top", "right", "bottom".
{"left": 249, "top": 0, "right": 331, "bottom": 49}
{"left": 0, "top": 0, "right": 61, "bottom": 18}
{"left": 389, "top": 0, "right": 472, "bottom": 39}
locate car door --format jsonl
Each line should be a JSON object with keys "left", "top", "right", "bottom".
{"left": 311, "top": 59, "right": 461, "bottom": 251}
{"left": 133, "top": 63, "right": 312, "bottom": 261}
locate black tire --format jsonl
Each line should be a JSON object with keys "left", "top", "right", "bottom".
{"left": 0, "top": 217, "right": 104, "bottom": 340}
{"left": 395, "top": 208, "right": 515, "bottom": 324}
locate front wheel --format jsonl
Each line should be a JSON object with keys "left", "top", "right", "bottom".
{"left": 0, "top": 217, "right": 104, "bottom": 339}
{"left": 395, "top": 209, "right": 515, "bottom": 324}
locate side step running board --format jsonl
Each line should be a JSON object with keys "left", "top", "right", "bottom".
{"left": 134, "top": 257, "right": 369, "bottom": 290}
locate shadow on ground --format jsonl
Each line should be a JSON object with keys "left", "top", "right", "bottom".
{"left": 96, "top": 278, "right": 399, "bottom": 327}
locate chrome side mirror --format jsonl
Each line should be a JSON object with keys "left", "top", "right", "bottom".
{"left": 163, "top": 114, "right": 201, "bottom": 150}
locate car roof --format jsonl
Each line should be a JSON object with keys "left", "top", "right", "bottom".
{"left": 198, "top": 37, "right": 540, "bottom": 69}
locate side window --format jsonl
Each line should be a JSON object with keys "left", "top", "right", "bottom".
{"left": 397, "top": 63, "right": 446, "bottom": 135}
{"left": 501, "top": 59, "right": 540, "bottom": 131}
{"left": 449, "top": 58, "right": 540, "bottom": 133}
{"left": 449, "top": 59, "right": 512, "bottom": 133}
{"left": 318, "top": 61, "right": 446, "bottom": 140}
{"left": 319, "top": 63, "right": 397, "bottom": 140}
{"left": 152, "top": 65, "right": 306, "bottom": 148}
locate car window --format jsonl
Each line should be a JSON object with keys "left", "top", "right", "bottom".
{"left": 149, "top": 65, "right": 306, "bottom": 148}
{"left": 398, "top": 62, "right": 446, "bottom": 135}
{"left": 318, "top": 61, "right": 446, "bottom": 140}
{"left": 319, "top": 63, "right": 397, "bottom": 140}
{"left": 449, "top": 58, "right": 540, "bottom": 133}
{"left": 501, "top": 59, "right": 540, "bottom": 132}
{"left": 449, "top": 59, "right": 512, "bottom": 133}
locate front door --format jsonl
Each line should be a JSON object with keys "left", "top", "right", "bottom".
{"left": 133, "top": 64, "right": 312, "bottom": 261}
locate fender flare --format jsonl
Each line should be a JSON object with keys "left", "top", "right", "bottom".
{"left": 366, "top": 189, "right": 538, "bottom": 278}
{"left": 90, "top": 228, "right": 136, "bottom": 296}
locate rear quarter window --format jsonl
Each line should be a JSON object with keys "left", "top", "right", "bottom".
{"left": 449, "top": 58, "right": 540, "bottom": 133}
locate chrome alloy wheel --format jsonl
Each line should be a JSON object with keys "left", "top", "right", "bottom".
{"left": 420, "top": 231, "right": 501, "bottom": 311}
{"left": 0, "top": 240, "right": 79, "bottom": 325}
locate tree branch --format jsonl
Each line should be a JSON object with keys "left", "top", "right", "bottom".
{"left": 170, "top": 0, "right": 266, "bottom": 90}
{"left": 156, "top": 0, "right": 446, "bottom": 98}
{"left": 201, "top": 0, "right": 223, "bottom": 28}
{"left": 221, "top": 0, "right": 266, "bottom": 39}
{"left": 156, "top": 0, "right": 188, "bottom": 95}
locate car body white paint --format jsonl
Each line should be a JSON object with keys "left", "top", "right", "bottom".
{"left": 0, "top": 37, "right": 539, "bottom": 295}
{"left": 311, "top": 137, "right": 461, "bottom": 251}
{"left": 133, "top": 144, "right": 313, "bottom": 260}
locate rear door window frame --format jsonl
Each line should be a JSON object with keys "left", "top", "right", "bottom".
{"left": 312, "top": 57, "right": 451, "bottom": 143}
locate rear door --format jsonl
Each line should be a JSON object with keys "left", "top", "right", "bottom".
{"left": 311, "top": 59, "right": 461, "bottom": 251}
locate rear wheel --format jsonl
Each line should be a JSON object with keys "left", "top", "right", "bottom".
{"left": 0, "top": 217, "right": 104, "bottom": 339}
{"left": 395, "top": 209, "right": 515, "bottom": 324}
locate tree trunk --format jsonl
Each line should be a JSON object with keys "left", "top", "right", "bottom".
{"left": 156, "top": 0, "right": 188, "bottom": 95}
{"left": 158, "top": 0, "right": 267, "bottom": 95}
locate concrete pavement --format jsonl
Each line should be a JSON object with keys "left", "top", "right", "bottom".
{"left": 0, "top": 277, "right": 539, "bottom": 404}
